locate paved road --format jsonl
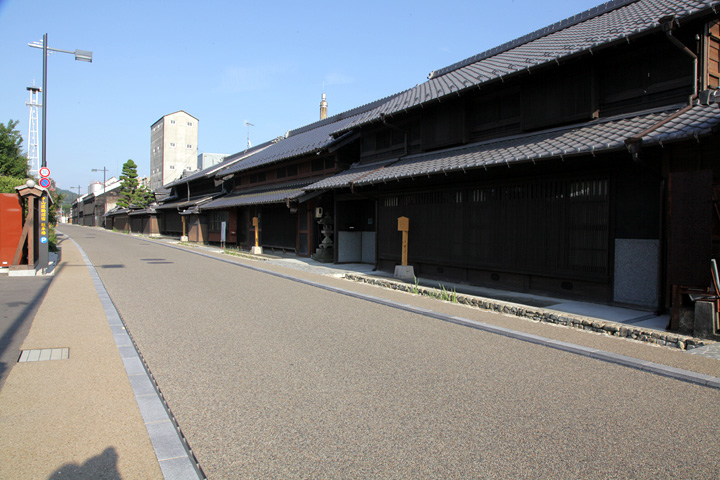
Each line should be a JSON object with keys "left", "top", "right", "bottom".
{"left": 60, "top": 225, "right": 720, "bottom": 479}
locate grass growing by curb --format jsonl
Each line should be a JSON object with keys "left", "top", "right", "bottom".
{"left": 223, "top": 247, "right": 265, "bottom": 261}
{"left": 410, "top": 277, "right": 458, "bottom": 303}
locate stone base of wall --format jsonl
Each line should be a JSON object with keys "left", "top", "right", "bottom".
{"left": 343, "top": 274, "right": 715, "bottom": 351}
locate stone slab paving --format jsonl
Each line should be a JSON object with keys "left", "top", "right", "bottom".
{"left": 17, "top": 348, "right": 69, "bottom": 362}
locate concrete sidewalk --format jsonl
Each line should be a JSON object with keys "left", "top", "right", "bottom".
{"left": 0, "top": 236, "right": 164, "bottom": 479}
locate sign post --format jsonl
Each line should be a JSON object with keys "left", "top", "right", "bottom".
{"left": 251, "top": 216, "right": 263, "bottom": 255}
{"left": 398, "top": 216, "right": 409, "bottom": 266}
{"left": 394, "top": 216, "right": 415, "bottom": 281}
{"left": 38, "top": 191, "right": 49, "bottom": 271}
{"left": 36, "top": 168, "right": 50, "bottom": 271}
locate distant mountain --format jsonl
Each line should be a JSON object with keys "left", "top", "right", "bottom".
{"left": 57, "top": 188, "right": 78, "bottom": 213}
{"left": 57, "top": 188, "right": 78, "bottom": 201}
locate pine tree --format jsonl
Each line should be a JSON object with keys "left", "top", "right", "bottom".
{"left": 117, "top": 159, "right": 140, "bottom": 208}
{"left": 133, "top": 184, "right": 154, "bottom": 208}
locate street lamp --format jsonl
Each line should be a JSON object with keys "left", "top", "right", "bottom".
{"left": 28, "top": 33, "right": 92, "bottom": 169}
{"left": 92, "top": 167, "right": 108, "bottom": 227}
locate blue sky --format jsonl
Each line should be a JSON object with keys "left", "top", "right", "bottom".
{"left": 0, "top": 0, "right": 603, "bottom": 192}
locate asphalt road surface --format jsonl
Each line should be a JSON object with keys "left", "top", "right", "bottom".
{"left": 60, "top": 225, "right": 720, "bottom": 479}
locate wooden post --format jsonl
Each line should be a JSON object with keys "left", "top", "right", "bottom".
{"left": 398, "top": 216, "right": 409, "bottom": 266}
{"left": 251, "top": 216, "right": 263, "bottom": 255}
{"left": 394, "top": 216, "right": 414, "bottom": 281}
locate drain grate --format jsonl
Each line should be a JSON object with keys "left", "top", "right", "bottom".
{"left": 18, "top": 348, "right": 69, "bottom": 362}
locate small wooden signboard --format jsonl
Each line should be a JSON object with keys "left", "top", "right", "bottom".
{"left": 252, "top": 216, "right": 259, "bottom": 247}
{"left": 398, "top": 216, "right": 409, "bottom": 266}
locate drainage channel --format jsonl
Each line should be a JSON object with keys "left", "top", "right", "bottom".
{"left": 69, "top": 238, "right": 206, "bottom": 480}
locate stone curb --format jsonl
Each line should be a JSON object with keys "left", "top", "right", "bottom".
{"left": 343, "top": 274, "right": 715, "bottom": 351}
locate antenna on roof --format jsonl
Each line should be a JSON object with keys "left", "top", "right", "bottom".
{"left": 244, "top": 120, "right": 254, "bottom": 151}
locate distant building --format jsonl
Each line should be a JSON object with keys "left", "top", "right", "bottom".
{"left": 150, "top": 111, "right": 199, "bottom": 191}
{"left": 197, "top": 153, "right": 228, "bottom": 170}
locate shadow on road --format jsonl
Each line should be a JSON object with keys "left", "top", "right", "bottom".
{"left": 46, "top": 447, "right": 121, "bottom": 480}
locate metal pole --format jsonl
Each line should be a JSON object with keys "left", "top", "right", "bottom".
{"left": 41, "top": 33, "right": 47, "bottom": 168}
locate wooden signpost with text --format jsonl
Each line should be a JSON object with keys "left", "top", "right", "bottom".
{"left": 398, "top": 216, "right": 409, "bottom": 266}
{"left": 393, "top": 215, "right": 414, "bottom": 281}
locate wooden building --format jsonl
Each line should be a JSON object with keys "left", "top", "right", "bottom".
{"left": 154, "top": 142, "right": 274, "bottom": 241}
{"left": 198, "top": 99, "right": 390, "bottom": 257}
{"left": 302, "top": 0, "right": 720, "bottom": 317}
{"left": 142, "top": 0, "right": 719, "bottom": 332}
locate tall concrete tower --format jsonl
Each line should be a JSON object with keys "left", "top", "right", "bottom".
{"left": 149, "top": 111, "right": 199, "bottom": 191}
{"left": 26, "top": 86, "right": 42, "bottom": 178}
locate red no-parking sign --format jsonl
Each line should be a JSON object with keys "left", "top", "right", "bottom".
{"left": 38, "top": 166, "right": 51, "bottom": 188}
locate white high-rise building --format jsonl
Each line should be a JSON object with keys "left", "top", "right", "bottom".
{"left": 150, "top": 111, "right": 199, "bottom": 191}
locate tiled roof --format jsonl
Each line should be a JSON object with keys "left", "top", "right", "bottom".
{"left": 336, "top": 0, "right": 720, "bottom": 133}
{"left": 104, "top": 206, "right": 131, "bottom": 217}
{"left": 216, "top": 116, "right": 360, "bottom": 177}
{"left": 643, "top": 102, "right": 720, "bottom": 143}
{"left": 163, "top": 141, "right": 273, "bottom": 189}
{"left": 312, "top": 103, "right": 720, "bottom": 188}
{"left": 216, "top": 95, "right": 399, "bottom": 177}
{"left": 155, "top": 194, "right": 219, "bottom": 211}
{"left": 201, "top": 184, "right": 309, "bottom": 210}
{"left": 304, "top": 160, "right": 397, "bottom": 190}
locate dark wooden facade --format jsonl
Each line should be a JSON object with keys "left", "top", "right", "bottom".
{"left": 225, "top": 153, "right": 341, "bottom": 255}
{"left": 150, "top": 2, "right": 719, "bottom": 326}
{"left": 322, "top": 12, "right": 720, "bottom": 314}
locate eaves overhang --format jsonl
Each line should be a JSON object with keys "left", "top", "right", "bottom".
{"left": 317, "top": 103, "right": 720, "bottom": 189}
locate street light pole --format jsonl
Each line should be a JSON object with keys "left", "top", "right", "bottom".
{"left": 29, "top": 33, "right": 92, "bottom": 169}
{"left": 28, "top": 34, "right": 91, "bottom": 271}
{"left": 92, "top": 167, "right": 108, "bottom": 227}
{"left": 42, "top": 33, "right": 47, "bottom": 169}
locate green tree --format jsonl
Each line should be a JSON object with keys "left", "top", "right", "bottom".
{"left": 133, "top": 184, "right": 154, "bottom": 208}
{"left": 0, "top": 175, "right": 26, "bottom": 193}
{"left": 0, "top": 119, "right": 29, "bottom": 178}
{"left": 117, "top": 159, "right": 153, "bottom": 209}
{"left": 117, "top": 159, "right": 139, "bottom": 208}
